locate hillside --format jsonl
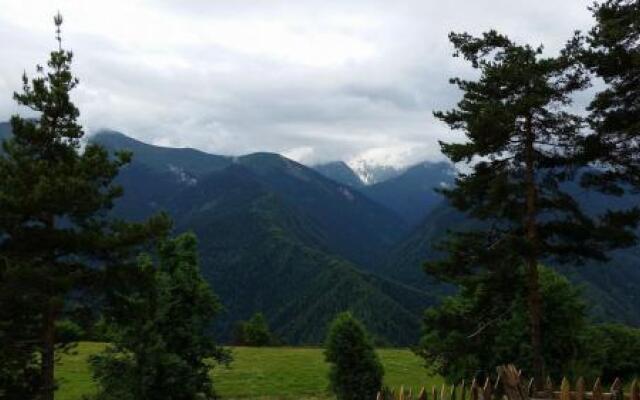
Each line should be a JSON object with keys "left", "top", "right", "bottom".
{"left": 362, "top": 161, "right": 455, "bottom": 226}
{"left": 93, "top": 130, "right": 232, "bottom": 178}
{"left": 94, "top": 132, "right": 409, "bottom": 268}
{"left": 314, "top": 161, "right": 365, "bottom": 188}
{"left": 235, "top": 153, "right": 409, "bottom": 267}
{"left": 383, "top": 199, "right": 640, "bottom": 326}
{"left": 92, "top": 131, "right": 433, "bottom": 345}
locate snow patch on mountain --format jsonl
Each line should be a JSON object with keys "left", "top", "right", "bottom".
{"left": 348, "top": 160, "right": 402, "bottom": 185}
{"left": 346, "top": 145, "right": 420, "bottom": 185}
{"left": 168, "top": 164, "right": 197, "bottom": 186}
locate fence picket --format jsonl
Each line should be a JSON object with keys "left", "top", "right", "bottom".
{"left": 592, "top": 378, "right": 603, "bottom": 400}
{"left": 545, "top": 376, "right": 554, "bottom": 394}
{"left": 527, "top": 378, "right": 534, "bottom": 398}
{"left": 483, "top": 378, "right": 492, "bottom": 400}
{"left": 471, "top": 378, "right": 479, "bottom": 400}
{"left": 575, "top": 377, "right": 585, "bottom": 400}
{"left": 559, "top": 377, "right": 570, "bottom": 400}
{"left": 418, "top": 387, "right": 427, "bottom": 400}
{"left": 610, "top": 378, "right": 622, "bottom": 400}
{"left": 630, "top": 379, "right": 639, "bottom": 400}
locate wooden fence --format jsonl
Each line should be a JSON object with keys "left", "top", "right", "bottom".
{"left": 377, "top": 365, "right": 640, "bottom": 400}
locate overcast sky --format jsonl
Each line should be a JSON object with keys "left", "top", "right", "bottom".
{"left": 0, "top": 0, "right": 594, "bottom": 167}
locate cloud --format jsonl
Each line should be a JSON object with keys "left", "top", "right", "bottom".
{"left": 0, "top": 0, "right": 594, "bottom": 166}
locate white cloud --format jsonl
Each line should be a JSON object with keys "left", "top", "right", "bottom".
{"left": 0, "top": 0, "right": 594, "bottom": 166}
{"left": 283, "top": 146, "right": 315, "bottom": 163}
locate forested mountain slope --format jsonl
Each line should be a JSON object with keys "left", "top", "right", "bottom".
{"left": 314, "top": 161, "right": 365, "bottom": 188}
{"left": 168, "top": 166, "right": 434, "bottom": 344}
{"left": 91, "top": 130, "right": 432, "bottom": 345}
{"left": 383, "top": 198, "right": 640, "bottom": 326}
{"left": 94, "top": 132, "right": 409, "bottom": 268}
{"left": 361, "top": 161, "right": 455, "bottom": 226}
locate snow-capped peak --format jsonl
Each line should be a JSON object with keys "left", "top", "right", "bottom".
{"left": 346, "top": 145, "right": 422, "bottom": 185}
{"left": 347, "top": 158, "right": 402, "bottom": 185}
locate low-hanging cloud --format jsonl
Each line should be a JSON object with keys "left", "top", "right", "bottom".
{"left": 0, "top": 0, "right": 593, "bottom": 167}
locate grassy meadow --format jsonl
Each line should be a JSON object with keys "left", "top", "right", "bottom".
{"left": 56, "top": 342, "right": 442, "bottom": 399}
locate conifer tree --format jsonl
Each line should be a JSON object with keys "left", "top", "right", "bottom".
{"left": 579, "top": 0, "right": 640, "bottom": 191}
{"left": 90, "top": 233, "right": 231, "bottom": 400}
{"left": 0, "top": 13, "right": 169, "bottom": 399}
{"left": 324, "top": 312, "right": 383, "bottom": 400}
{"left": 430, "top": 30, "right": 638, "bottom": 384}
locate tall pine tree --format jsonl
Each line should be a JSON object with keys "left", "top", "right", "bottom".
{"left": 0, "top": 13, "right": 169, "bottom": 399}
{"left": 430, "top": 30, "right": 638, "bottom": 384}
{"left": 579, "top": 0, "right": 640, "bottom": 191}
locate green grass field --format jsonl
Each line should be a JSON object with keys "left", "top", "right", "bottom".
{"left": 56, "top": 342, "right": 442, "bottom": 399}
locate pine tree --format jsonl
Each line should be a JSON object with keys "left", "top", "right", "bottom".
{"left": 324, "top": 312, "right": 384, "bottom": 400}
{"left": 579, "top": 0, "right": 640, "bottom": 191}
{"left": 90, "top": 233, "right": 231, "bottom": 400}
{"left": 0, "top": 13, "right": 169, "bottom": 399}
{"left": 430, "top": 30, "right": 639, "bottom": 384}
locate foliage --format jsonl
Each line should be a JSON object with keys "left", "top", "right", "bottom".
{"left": 0, "top": 258, "right": 42, "bottom": 399}
{"left": 578, "top": 0, "right": 640, "bottom": 192}
{"left": 418, "top": 267, "right": 587, "bottom": 382}
{"left": 430, "top": 29, "right": 639, "bottom": 381}
{"left": 232, "top": 313, "right": 275, "bottom": 346}
{"left": 324, "top": 312, "right": 384, "bottom": 400}
{"left": 578, "top": 323, "right": 640, "bottom": 381}
{"left": 89, "top": 233, "right": 231, "bottom": 400}
{"left": 0, "top": 14, "right": 169, "bottom": 399}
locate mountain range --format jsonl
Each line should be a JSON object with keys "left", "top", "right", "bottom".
{"left": 90, "top": 130, "right": 431, "bottom": 345}
{"left": 2, "top": 122, "right": 639, "bottom": 344}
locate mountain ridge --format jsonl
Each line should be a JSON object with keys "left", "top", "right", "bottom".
{"left": 90, "top": 129, "right": 433, "bottom": 344}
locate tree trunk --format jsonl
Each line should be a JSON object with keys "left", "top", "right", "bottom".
{"left": 524, "top": 114, "right": 544, "bottom": 388}
{"left": 41, "top": 301, "right": 57, "bottom": 400}
{"left": 526, "top": 256, "right": 543, "bottom": 388}
{"left": 41, "top": 213, "right": 58, "bottom": 400}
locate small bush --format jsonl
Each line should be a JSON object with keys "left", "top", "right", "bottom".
{"left": 232, "top": 313, "right": 276, "bottom": 346}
